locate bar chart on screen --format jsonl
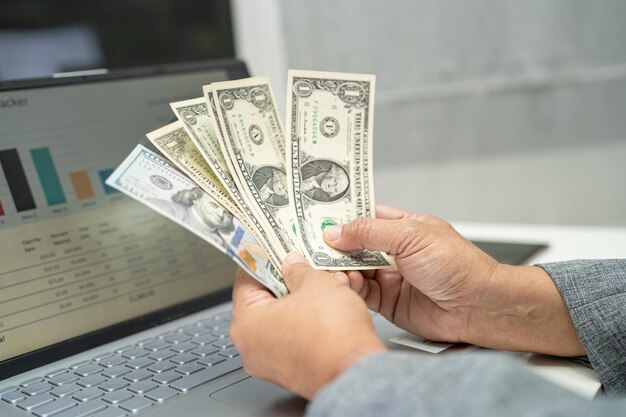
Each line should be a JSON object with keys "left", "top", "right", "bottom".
{"left": 0, "top": 119, "right": 230, "bottom": 362}
{"left": 0, "top": 138, "right": 119, "bottom": 227}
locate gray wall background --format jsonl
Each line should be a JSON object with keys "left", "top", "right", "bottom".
{"left": 236, "top": 0, "right": 626, "bottom": 226}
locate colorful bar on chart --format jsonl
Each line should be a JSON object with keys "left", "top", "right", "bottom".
{"left": 98, "top": 169, "right": 118, "bottom": 194}
{"left": 0, "top": 149, "right": 37, "bottom": 212}
{"left": 31, "top": 147, "right": 67, "bottom": 206}
{"left": 70, "top": 171, "right": 95, "bottom": 200}
{"left": 0, "top": 200, "right": 4, "bottom": 216}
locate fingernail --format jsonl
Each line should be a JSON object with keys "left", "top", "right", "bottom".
{"left": 324, "top": 225, "right": 342, "bottom": 241}
{"left": 333, "top": 272, "right": 349, "bottom": 285}
{"left": 285, "top": 252, "right": 307, "bottom": 265}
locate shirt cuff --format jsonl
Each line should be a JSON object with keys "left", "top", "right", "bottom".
{"left": 538, "top": 259, "right": 626, "bottom": 395}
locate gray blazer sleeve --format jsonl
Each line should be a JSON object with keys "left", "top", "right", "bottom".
{"left": 538, "top": 259, "right": 626, "bottom": 394}
{"left": 308, "top": 259, "right": 626, "bottom": 416}
{"left": 306, "top": 352, "right": 626, "bottom": 417}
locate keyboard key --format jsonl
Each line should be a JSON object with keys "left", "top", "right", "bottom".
{"left": 165, "top": 333, "right": 190, "bottom": 344}
{"left": 128, "top": 380, "right": 158, "bottom": 394}
{"left": 175, "top": 363, "right": 204, "bottom": 375}
{"left": 136, "top": 338, "right": 155, "bottom": 346}
{"left": 73, "top": 387, "right": 104, "bottom": 402}
{"left": 49, "top": 372, "right": 79, "bottom": 386}
{"left": 205, "top": 319, "right": 230, "bottom": 330}
{"left": 32, "top": 398, "right": 78, "bottom": 417}
{"left": 20, "top": 377, "right": 44, "bottom": 386}
{"left": 92, "top": 407, "right": 128, "bottom": 417}
{"left": 53, "top": 398, "right": 107, "bottom": 417}
{"left": 69, "top": 361, "right": 91, "bottom": 370}
{"left": 98, "top": 356, "right": 126, "bottom": 368}
{"left": 115, "top": 346, "right": 134, "bottom": 354}
{"left": 45, "top": 369, "right": 69, "bottom": 378}
{"left": 50, "top": 383, "right": 81, "bottom": 398}
{"left": 22, "top": 381, "right": 53, "bottom": 396}
{"left": 169, "top": 342, "right": 196, "bottom": 353}
{"left": 102, "top": 365, "right": 131, "bottom": 379}
{"left": 148, "top": 362, "right": 176, "bottom": 374}
{"left": 211, "top": 329, "right": 230, "bottom": 338}
{"left": 169, "top": 352, "right": 197, "bottom": 365}
{"left": 191, "top": 334, "right": 218, "bottom": 346}
{"left": 1, "top": 389, "right": 26, "bottom": 403}
{"left": 98, "top": 378, "right": 129, "bottom": 392}
{"left": 184, "top": 327, "right": 211, "bottom": 337}
{"left": 148, "top": 350, "right": 175, "bottom": 361}
{"left": 120, "top": 348, "right": 149, "bottom": 360}
{"left": 0, "top": 386, "right": 18, "bottom": 395}
{"left": 16, "top": 392, "right": 54, "bottom": 411}
{"left": 143, "top": 340, "right": 169, "bottom": 352}
{"left": 157, "top": 331, "right": 176, "bottom": 340}
{"left": 212, "top": 338, "right": 234, "bottom": 350}
{"left": 118, "top": 396, "right": 154, "bottom": 413}
{"left": 102, "top": 390, "right": 133, "bottom": 405}
{"left": 72, "top": 388, "right": 104, "bottom": 402}
{"left": 152, "top": 371, "right": 182, "bottom": 385}
{"left": 123, "top": 369, "right": 153, "bottom": 382}
{"left": 191, "top": 345, "right": 219, "bottom": 357}
{"left": 76, "top": 374, "right": 106, "bottom": 388}
{"left": 144, "top": 386, "right": 178, "bottom": 403}
{"left": 92, "top": 352, "right": 114, "bottom": 361}
{"left": 219, "top": 348, "right": 240, "bottom": 359}
{"left": 170, "top": 357, "right": 242, "bottom": 393}
{"left": 197, "top": 354, "right": 225, "bottom": 367}
{"left": 125, "top": 357, "right": 154, "bottom": 370}
{"left": 74, "top": 363, "right": 103, "bottom": 377}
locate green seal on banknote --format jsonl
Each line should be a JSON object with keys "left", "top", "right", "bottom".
{"left": 320, "top": 218, "right": 338, "bottom": 232}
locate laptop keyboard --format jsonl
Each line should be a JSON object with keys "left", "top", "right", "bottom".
{"left": 0, "top": 311, "right": 242, "bottom": 417}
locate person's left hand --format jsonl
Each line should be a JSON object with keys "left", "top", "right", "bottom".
{"left": 230, "top": 253, "right": 386, "bottom": 400}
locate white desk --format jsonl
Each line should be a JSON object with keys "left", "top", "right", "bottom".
{"left": 376, "top": 222, "right": 626, "bottom": 399}
{"left": 454, "top": 222, "right": 626, "bottom": 263}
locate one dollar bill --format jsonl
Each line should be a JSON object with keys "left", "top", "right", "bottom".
{"left": 169, "top": 98, "right": 282, "bottom": 269}
{"left": 211, "top": 77, "right": 299, "bottom": 262}
{"left": 286, "top": 70, "right": 391, "bottom": 269}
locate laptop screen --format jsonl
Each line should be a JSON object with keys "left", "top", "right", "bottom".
{"left": 0, "top": 62, "right": 243, "bottom": 367}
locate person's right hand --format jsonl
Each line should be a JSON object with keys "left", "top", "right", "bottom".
{"left": 324, "top": 205, "right": 585, "bottom": 356}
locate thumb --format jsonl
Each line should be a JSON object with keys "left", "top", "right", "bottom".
{"left": 324, "top": 218, "right": 423, "bottom": 255}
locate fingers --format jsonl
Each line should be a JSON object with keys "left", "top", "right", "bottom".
{"left": 375, "top": 205, "right": 409, "bottom": 220}
{"left": 376, "top": 205, "right": 447, "bottom": 227}
{"left": 324, "top": 217, "right": 425, "bottom": 255}
{"left": 232, "top": 268, "right": 276, "bottom": 310}
{"left": 345, "top": 270, "right": 366, "bottom": 293}
{"left": 281, "top": 253, "right": 341, "bottom": 292}
{"left": 332, "top": 271, "right": 350, "bottom": 285}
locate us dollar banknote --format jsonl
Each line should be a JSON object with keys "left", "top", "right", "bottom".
{"left": 211, "top": 77, "right": 299, "bottom": 261}
{"left": 169, "top": 98, "right": 282, "bottom": 269}
{"left": 146, "top": 121, "right": 280, "bottom": 271}
{"left": 146, "top": 121, "right": 239, "bottom": 218}
{"left": 286, "top": 70, "right": 391, "bottom": 269}
{"left": 105, "top": 144, "right": 287, "bottom": 298}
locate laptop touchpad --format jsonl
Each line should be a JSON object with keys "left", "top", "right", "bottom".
{"left": 211, "top": 376, "right": 308, "bottom": 416}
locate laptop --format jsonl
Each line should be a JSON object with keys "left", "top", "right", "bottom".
{"left": 0, "top": 59, "right": 319, "bottom": 417}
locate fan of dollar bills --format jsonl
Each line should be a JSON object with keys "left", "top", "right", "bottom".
{"left": 106, "top": 70, "right": 391, "bottom": 298}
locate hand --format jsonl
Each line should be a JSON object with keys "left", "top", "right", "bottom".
{"left": 230, "top": 253, "right": 386, "bottom": 400}
{"left": 324, "top": 205, "right": 585, "bottom": 356}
